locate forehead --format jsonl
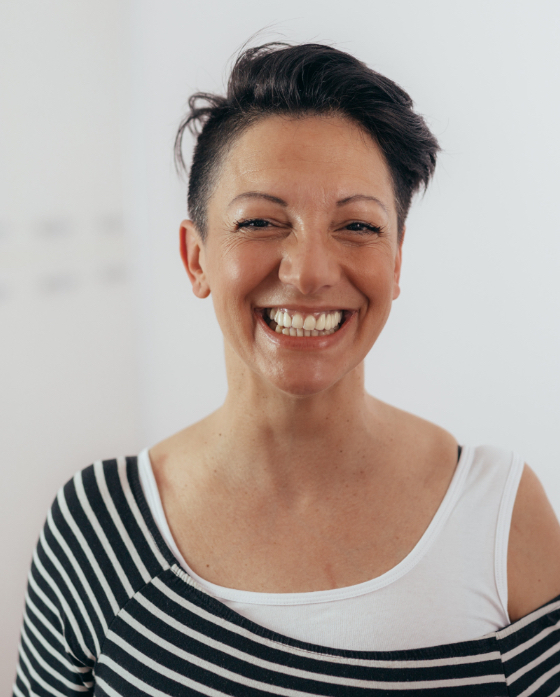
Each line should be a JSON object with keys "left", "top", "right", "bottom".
{"left": 214, "top": 114, "right": 395, "bottom": 213}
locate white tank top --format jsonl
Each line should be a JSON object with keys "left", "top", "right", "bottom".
{"left": 138, "top": 444, "right": 524, "bottom": 651}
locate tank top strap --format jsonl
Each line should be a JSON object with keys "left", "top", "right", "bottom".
{"left": 436, "top": 444, "right": 524, "bottom": 621}
{"left": 492, "top": 447, "right": 525, "bottom": 614}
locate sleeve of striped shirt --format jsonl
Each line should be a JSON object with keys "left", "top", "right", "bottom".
{"left": 13, "top": 478, "right": 100, "bottom": 695}
{"left": 13, "top": 458, "right": 168, "bottom": 696}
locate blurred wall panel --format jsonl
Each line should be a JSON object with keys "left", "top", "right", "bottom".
{"left": 0, "top": 1, "right": 142, "bottom": 687}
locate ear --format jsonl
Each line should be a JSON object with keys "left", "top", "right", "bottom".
{"left": 180, "top": 220, "right": 211, "bottom": 298}
{"left": 392, "top": 225, "right": 405, "bottom": 301}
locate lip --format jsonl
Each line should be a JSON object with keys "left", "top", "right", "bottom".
{"left": 255, "top": 309, "right": 355, "bottom": 348}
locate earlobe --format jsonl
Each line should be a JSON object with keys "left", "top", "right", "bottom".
{"left": 180, "top": 220, "right": 211, "bottom": 298}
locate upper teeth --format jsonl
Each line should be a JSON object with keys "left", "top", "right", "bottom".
{"left": 268, "top": 309, "right": 343, "bottom": 332}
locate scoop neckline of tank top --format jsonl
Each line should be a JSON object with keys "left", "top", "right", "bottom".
{"left": 138, "top": 444, "right": 473, "bottom": 605}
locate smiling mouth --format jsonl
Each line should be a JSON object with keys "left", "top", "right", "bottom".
{"left": 263, "top": 308, "right": 345, "bottom": 337}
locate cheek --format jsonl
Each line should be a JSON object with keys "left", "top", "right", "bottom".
{"left": 350, "top": 254, "right": 397, "bottom": 299}
{"left": 208, "top": 243, "right": 278, "bottom": 317}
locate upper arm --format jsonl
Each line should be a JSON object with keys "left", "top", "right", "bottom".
{"left": 14, "top": 495, "right": 96, "bottom": 695}
{"left": 507, "top": 464, "right": 560, "bottom": 621}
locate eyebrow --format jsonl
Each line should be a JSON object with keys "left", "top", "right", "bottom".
{"left": 228, "top": 192, "right": 287, "bottom": 208}
{"left": 228, "top": 191, "right": 388, "bottom": 214}
{"left": 337, "top": 194, "right": 388, "bottom": 214}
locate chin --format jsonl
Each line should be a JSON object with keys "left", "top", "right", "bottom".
{"left": 257, "top": 352, "right": 362, "bottom": 398}
{"left": 270, "top": 373, "right": 341, "bottom": 398}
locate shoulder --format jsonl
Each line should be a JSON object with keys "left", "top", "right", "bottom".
{"left": 508, "top": 464, "right": 560, "bottom": 621}
{"left": 48, "top": 456, "right": 170, "bottom": 599}
{"left": 57, "top": 456, "right": 133, "bottom": 523}
{"left": 378, "top": 400, "right": 459, "bottom": 469}
{"left": 375, "top": 399, "right": 457, "bottom": 446}
{"left": 17, "top": 456, "right": 172, "bottom": 684}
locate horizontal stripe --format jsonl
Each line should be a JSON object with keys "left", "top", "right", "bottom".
{"left": 498, "top": 599, "right": 560, "bottom": 639}
{"left": 507, "top": 637, "right": 560, "bottom": 685}
{"left": 517, "top": 660, "right": 560, "bottom": 697}
{"left": 99, "top": 655, "right": 230, "bottom": 697}
{"left": 502, "top": 615, "right": 560, "bottom": 664}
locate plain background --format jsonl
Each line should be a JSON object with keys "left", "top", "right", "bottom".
{"left": 2, "top": 0, "right": 560, "bottom": 689}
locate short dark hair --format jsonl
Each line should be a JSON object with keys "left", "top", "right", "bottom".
{"left": 175, "top": 42, "right": 440, "bottom": 241}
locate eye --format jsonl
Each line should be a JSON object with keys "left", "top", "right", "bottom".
{"left": 344, "top": 222, "right": 384, "bottom": 234}
{"left": 235, "top": 218, "right": 271, "bottom": 229}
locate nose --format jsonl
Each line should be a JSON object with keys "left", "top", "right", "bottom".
{"left": 278, "top": 228, "right": 341, "bottom": 295}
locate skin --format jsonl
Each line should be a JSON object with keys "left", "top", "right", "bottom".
{"left": 150, "top": 114, "right": 560, "bottom": 622}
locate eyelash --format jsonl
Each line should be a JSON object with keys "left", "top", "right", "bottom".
{"left": 235, "top": 219, "right": 384, "bottom": 235}
{"left": 344, "top": 222, "right": 384, "bottom": 235}
{"left": 235, "top": 218, "right": 271, "bottom": 229}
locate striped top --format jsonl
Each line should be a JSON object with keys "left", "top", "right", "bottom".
{"left": 13, "top": 456, "right": 560, "bottom": 696}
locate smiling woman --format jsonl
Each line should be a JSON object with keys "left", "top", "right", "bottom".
{"left": 13, "top": 43, "right": 560, "bottom": 696}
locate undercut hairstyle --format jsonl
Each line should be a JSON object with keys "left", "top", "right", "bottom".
{"left": 174, "top": 42, "right": 440, "bottom": 242}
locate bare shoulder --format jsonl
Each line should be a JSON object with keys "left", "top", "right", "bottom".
{"left": 400, "top": 409, "right": 457, "bottom": 451}
{"left": 375, "top": 399, "right": 458, "bottom": 464}
{"left": 369, "top": 399, "right": 459, "bottom": 500}
{"left": 508, "top": 464, "right": 560, "bottom": 621}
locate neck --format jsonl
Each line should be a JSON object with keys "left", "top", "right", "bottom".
{"left": 201, "top": 351, "right": 386, "bottom": 498}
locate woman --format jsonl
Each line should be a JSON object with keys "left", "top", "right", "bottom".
{"left": 14, "top": 42, "right": 560, "bottom": 696}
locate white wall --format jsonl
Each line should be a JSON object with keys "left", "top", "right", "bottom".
{"left": 4, "top": 0, "right": 560, "bottom": 689}
{"left": 129, "top": 0, "right": 560, "bottom": 504}
{"left": 0, "top": 1, "right": 143, "bottom": 690}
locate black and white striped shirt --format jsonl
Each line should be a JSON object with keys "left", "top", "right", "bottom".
{"left": 13, "top": 456, "right": 560, "bottom": 696}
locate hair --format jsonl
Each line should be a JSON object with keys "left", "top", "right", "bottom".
{"left": 174, "top": 42, "right": 440, "bottom": 242}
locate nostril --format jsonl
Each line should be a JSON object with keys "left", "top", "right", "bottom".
{"left": 278, "top": 252, "right": 340, "bottom": 295}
